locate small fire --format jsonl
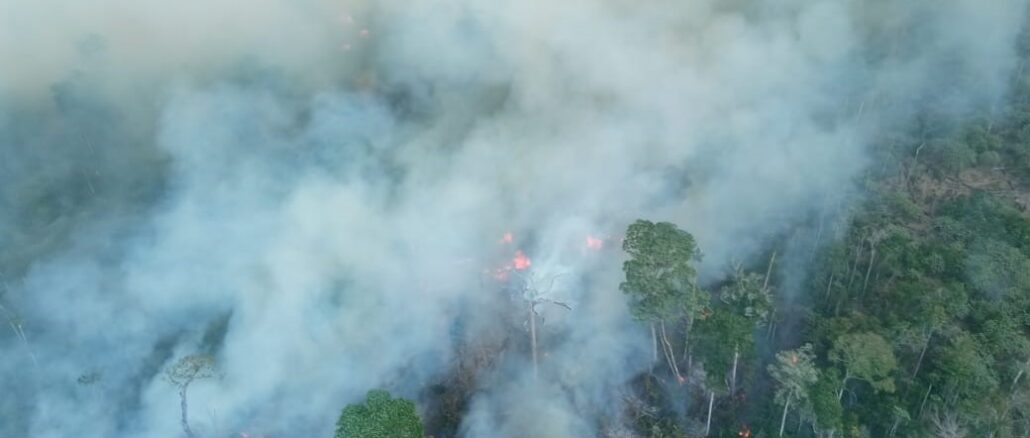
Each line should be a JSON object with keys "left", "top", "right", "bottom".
{"left": 585, "top": 235, "right": 604, "bottom": 250}
{"left": 513, "top": 250, "right": 531, "bottom": 270}
{"left": 487, "top": 238, "right": 531, "bottom": 281}
{"left": 738, "top": 425, "right": 751, "bottom": 437}
{"left": 790, "top": 353, "right": 798, "bottom": 365}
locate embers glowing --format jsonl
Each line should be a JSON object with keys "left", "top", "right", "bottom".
{"left": 585, "top": 235, "right": 604, "bottom": 250}
{"left": 492, "top": 250, "right": 532, "bottom": 281}
{"left": 738, "top": 425, "right": 751, "bottom": 437}
{"left": 490, "top": 232, "right": 531, "bottom": 281}
{"left": 512, "top": 250, "right": 531, "bottom": 270}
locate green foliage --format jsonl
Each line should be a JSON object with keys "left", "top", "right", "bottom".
{"left": 970, "top": 299, "right": 1030, "bottom": 382}
{"left": 927, "top": 138, "right": 976, "bottom": 175}
{"left": 694, "top": 308, "right": 754, "bottom": 389}
{"left": 335, "top": 390, "right": 423, "bottom": 438}
{"left": 967, "top": 125, "right": 1002, "bottom": 150}
{"left": 798, "top": 183, "right": 1030, "bottom": 435}
{"left": 620, "top": 220, "right": 706, "bottom": 323}
{"left": 719, "top": 267, "right": 773, "bottom": 325}
{"left": 938, "top": 193, "right": 1030, "bottom": 254}
{"left": 768, "top": 344, "right": 819, "bottom": 408}
{"left": 929, "top": 331, "right": 999, "bottom": 409}
{"left": 808, "top": 369, "right": 844, "bottom": 433}
{"left": 978, "top": 150, "right": 1002, "bottom": 167}
{"left": 830, "top": 332, "right": 898, "bottom": 394}
{"left": 882, "top": 191, "right": 922, "bottom": 223}
{"left": 964, "top": 239, "right": 1030, "bottom": 299}
{"left": 164, "top": 354, "right": 217, "bottom": 387}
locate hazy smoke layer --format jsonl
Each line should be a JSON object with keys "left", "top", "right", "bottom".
{"left": 1, "top": 0, "right": 1025, "bottom": 437}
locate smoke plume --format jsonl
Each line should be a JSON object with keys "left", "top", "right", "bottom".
{"left": 1, "top": 0, "right": 1025, "bottom": 436}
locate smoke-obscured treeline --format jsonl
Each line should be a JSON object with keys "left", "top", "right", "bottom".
{"left": 1, "top": 1, "right": 1029, "bottom": 437}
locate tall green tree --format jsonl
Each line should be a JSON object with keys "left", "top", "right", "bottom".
{"left": 807, "top": 369, "right": 844, "bottom": 437}
{"left": 769, "top": 344, "right": 819, "bottom": 437}
{"left": 720, "top": 266, "right": 773, "bottom": 324}
{"left": 829, "top": 332, "right": 898, "bottom": 401}
{"left": 718, "top": 266, "right": 773, "bottom": 392}
{"left": 621, "top": 219, "right": 707, "bottom": 381}
{"left": 336, "top": 390, "right": 423, "bottom": 438}
{"left": 929, "top": 331, "right": 999, "bottom": 411}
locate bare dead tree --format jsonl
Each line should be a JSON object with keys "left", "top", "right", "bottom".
{"left": 930, "top": 409, "right": 967, "bottom": 438}
{"left": 165, "top": 354, "right": 217, "bottom": 438}
{"left": 0, "top": 302, "right": 38, "bottom": 368}
{"left": 516, "top": 272, "right": 572, "bottom": 379}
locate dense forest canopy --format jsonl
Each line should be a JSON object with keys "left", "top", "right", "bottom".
{"left": 2, "top": 1, "right": 1029, "bottom": 437}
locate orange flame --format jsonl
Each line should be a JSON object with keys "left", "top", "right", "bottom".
{"left": 513, "top": 250, "right": 531, "bottom": 270}
{"left": 585, "top": 235, "right": 603, "bottom": 250}
{"left": 738, "top": 425, "right": 751, "bottom": 437}
{"left": 499, "top": 232, "right": 513, "bottom": 244}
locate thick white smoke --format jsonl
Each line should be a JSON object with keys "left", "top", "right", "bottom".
{"left": 1, "top": 0, "right": 1025, "bottom": 437}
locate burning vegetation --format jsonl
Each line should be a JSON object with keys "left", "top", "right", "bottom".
{"left": 1, "top": 1, "right": 1028, "bottom": 438}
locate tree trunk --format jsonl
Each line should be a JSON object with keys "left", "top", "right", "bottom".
{"left": 918, "top": 384, "right": 933, "bottom": 419}
{"left": 764, "top": 251, "right": 777, "bottom": 290}
{"left": 912, "top": 330, "right": 933, "bottom": 379}
{"left": 8, "top": 319, "right": 39, "bottom": 368}
{"left": 681, "top": 318, "right": 693, "bottom": 363}
{"left": 861, "top": 246, "right": 876, "bottom": 295}
{"left": 651, "top": 323, "right": 658, "bottom": 365}
{"left": 824, "top": 272, "right": 835, "bottom": 306}
{"left": 838, "top": 372, "right": 850, "bottom": 402}
{"left": 659, "top": 321, "right": 682, "bottom": 381}
{"left": 1012, "top": 356, "right": 1029, "bottom": 389}
{"left": 810, "top": 216, "right": 824, "bottom": 262}
{"left": 730, "top": 345, "right": 739, "bottom": 393}
{"left": 688, "top": 344, "right": 695, "bottom": 379}
{"left": 846, "top": 248, "right": 861, "bottom": 291}
{"left": 779, "top": 393, "right": 792, "bottom": 437}
{"left": 705, "top": 391, "right": 715, "bottom": 436}
{"left": 889, "top": 417, "right": 901, "bottom": 437}
{"left": 529, "top": 302, "right": 538, "bottom": 380}
{"left": 180, "top": 381, "right": 196, "bottom": 438}
{"left": 906, "top": 142, "right": 926, "bottom": 187}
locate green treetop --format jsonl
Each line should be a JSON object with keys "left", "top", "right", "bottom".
{"left": 620, "top": 219, "right": 707, "bottom": 381}
{"left": 335, "top": 390, "right": 424, "bottom": 438}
